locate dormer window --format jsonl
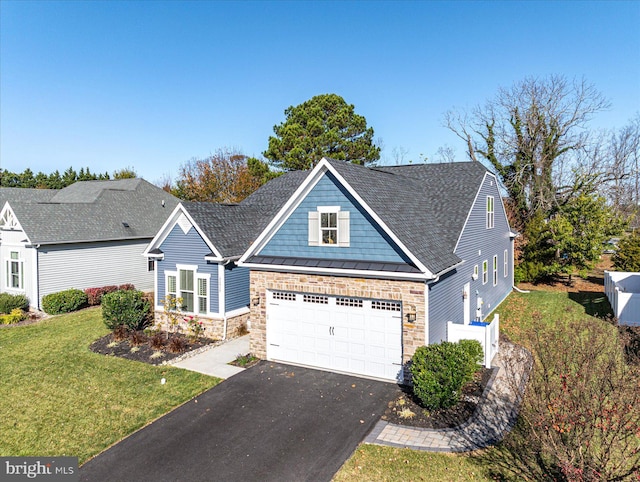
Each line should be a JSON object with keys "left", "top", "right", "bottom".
{"left": 321, "top": 212, "right": 337, "bottom": 244}
{"left": 308, "top": 207, "right": 350, "bottom": 247}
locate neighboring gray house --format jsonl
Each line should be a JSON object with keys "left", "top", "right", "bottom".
{"left": 0, "top": 179, "right": 179, "bottom": 309}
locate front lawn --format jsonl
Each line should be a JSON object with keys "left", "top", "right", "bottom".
{"left": 0, "top": 307, "right": 219, "bottom": 463}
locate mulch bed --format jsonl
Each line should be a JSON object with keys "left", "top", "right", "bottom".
{"left": 89, "top": 331, "right": 218, "bottom": 366}
{"left": 382, "top": 368, "right": 495, "bottom": 429}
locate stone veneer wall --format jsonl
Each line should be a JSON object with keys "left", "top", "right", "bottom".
{"left": 249, "top": 271, "right": 427, "bottom": 365}
{"left": 154, "top": 310, "right": 250, "bottom": 341}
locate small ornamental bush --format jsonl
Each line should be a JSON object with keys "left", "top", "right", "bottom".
{"left": 168, "top": 336, "right": 186, "bottom": 354}
{"left": 458, "top": 339, "right": 484, "bottom": 378}
{"left": 84, "top": 285, "right": 118, "bottom": 306}
{"left": 0, "top": 293, "right": 29, "bottom": 314}
{"left": 102, "top": 290, "right": 151, "bottom": 331}
{"left": 42, "top": 289, "right": 88, "bottom": 315}
{"left": 149, "top": 333, "right": 166, "bottom": 350}
{"left": 85, "top": 284, "right": 135, "bottom": 306}
{"left": 0, "top": 308, "right": 27, "bottom": 325}
{"left": 112, "top": 324, "right": 129, "bottom": 341}
{"left": 410, "top": 340, "right": 483, "bottom": 410}
{"left": 128, "top": 330, "right": 147, "bottom": 347}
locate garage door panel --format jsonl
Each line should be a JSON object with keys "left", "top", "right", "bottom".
{"left": 350, "top": 343, "right": 366, "bottom": 356}
{"left": 267, "top": 290, "right": 403, "bottom": 381}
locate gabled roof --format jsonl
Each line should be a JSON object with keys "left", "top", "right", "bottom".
{"left": 241, "top": 158, "right": 492, "bottom": 276}
{"left": 0, "top": 179, "right": 180, "bottom": 245}
{"left": 144, "top": 171, "right": 307, "bottom": 260}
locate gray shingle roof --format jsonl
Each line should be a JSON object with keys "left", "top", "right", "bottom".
{"left": 0, "top": 188, "right": 57, "bottom": 203}
{"left": 299, "top": 159, "right": 488, "bottom": 275}
{"left": 181, "top": 171, "right": 308, "bottom": 258}
{"left": 2, "top": 179, "right": 180, "bottom": 244}
{"left": 372, "top": 162, "right": 489, "bottom": 273}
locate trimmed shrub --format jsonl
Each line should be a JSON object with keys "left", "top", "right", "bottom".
{"left": 102, "top": 289, "right": 151, "bottom": 331}
{"left": 84, "top": 284, "right": 135, "bottom": 306}
{"left": 458, "top": 339, "right": 484, "bottom": 378}
{"left": 0, "top": 308, "right": 27, "bottom": 325}
{"left": 410, "top": 340, "right": 483, "bottom": 410}
{"left": 84, "top": 285, "right": 118, "bottom": 306}
{"left": 0, "top": 293, "right": 29, "bottom": 314}
{"left": 41, "top": 289, "right": 88, "bottom": 315}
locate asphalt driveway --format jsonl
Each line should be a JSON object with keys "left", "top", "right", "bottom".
{"left": 79, "top": 361, "right": 397, "bottom": 482}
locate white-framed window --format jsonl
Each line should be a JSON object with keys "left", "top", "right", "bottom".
{"left": 504, "top": 249, "right": 508, "bottom": 277}
{"left": 493, "top": 255, "right": 498, "bottom": 286}
{"left": 321, "top": 212, "right": 338, "bottom": 244}
{"left": 6, "top": 251, "right": 24, "bottom": 290}
{"left": 148, "top": 259, "right": 155, "bottom": 272}
{"left": 166, "top": 273, "right": 177, "bottom": 304}
{"left": 197, "top": 277, "right": 208, "bottom": 314}
{"left": 308, "top": 207, "right": 350, "bottom": 247}
{"left": 486, "top": 196, "right": 495, "bottom": 229}
{"left": 482, "top": 260, "right": 488, "bottom": 285}
{"left": 165, "top": 265, "right": 209, "bottom": 315}
{"left": 180, "top": 268, "right": 195, "bottom": 312}
{"left": 473, "top": 264, "right": 479, "bottom": 280}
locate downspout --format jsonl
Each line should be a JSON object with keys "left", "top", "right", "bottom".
{"left": 219, "top": 263, "right": 227, "bottom": 340}
{"left": 34, "top": 245, "right": 40, "bottom": 310}
{"left": 220, "top": 256, "right": 241, "bottom": 340}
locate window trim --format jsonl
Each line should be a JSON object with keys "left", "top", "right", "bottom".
{"left": 493, "top": 255, "right": 498, "bottom": 286}
{"left": 482, "top": 260, "right": 488, "bottom": 285}
{"left": 486, "top": 196, "right": 495, "bottom": 229}
{"left": 165, "top": 264, "right": 210, "bottom": 315}
{"left": 504, "top": 249, "right": 508, "bottom": 277}
{"left": 5, "top": 251, "right": 24, "bottom": 290}
{"left": 473, "top": 264, "right": 479, "bottom": 280}
{"left": 308, "top": 207, "right": 350, "bottom": 247}
{"left": 320, "top": 211, "right": 338, "bottom": 246}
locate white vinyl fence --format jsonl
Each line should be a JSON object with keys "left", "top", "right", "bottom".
{"left": 447, "top": 313, "right": 500, "bottom": 368}
{"left": 605, "top": 270, "right": 640, "bottom": 326}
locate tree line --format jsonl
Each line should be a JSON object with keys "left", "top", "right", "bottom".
{"left": 5, "top": 85, "right": 640, "bottom": 282}
{"left": 0, "top": 166, "right": 138, "bottom": 189}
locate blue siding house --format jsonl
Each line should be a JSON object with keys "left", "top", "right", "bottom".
{"left": 143, "top": 173, "right": 307, "bottom": 340}
{"left": 240, "top": 158, "right": 513, "bottom": 381}
{"left": 149, "top": 158, "right": 512, "bottom": 380}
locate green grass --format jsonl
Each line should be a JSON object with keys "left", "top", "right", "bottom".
{"left": 0, "top": 307, "right": 219, "bottom": 463}
{"left": 493, "top": 289, "right": 613, "bottom": 345}
{"left": 334, "top": 288, "right": 615, "bottom": 481}
{"left": 333, "top": 445, "right": 492, "bottom": 481}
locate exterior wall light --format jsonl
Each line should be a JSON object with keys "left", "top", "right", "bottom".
{"left": 406, "top": 305, "right": 417, "bottom": 323}
{"left": 252, "top": 297, "right": 260, "bottom": 306}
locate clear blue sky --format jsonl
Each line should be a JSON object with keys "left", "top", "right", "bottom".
{"left": 1, "top": 0, "right": 639, "bottom": 183}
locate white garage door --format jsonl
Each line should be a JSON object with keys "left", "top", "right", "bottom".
{"left": 266, "top": 290, "right": 403, "bottom": 381}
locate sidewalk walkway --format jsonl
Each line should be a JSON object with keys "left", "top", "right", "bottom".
{"left": 364, "top": 341, "right": 531, "bottom": 452}
{"left": 169, "top": 335, "right": 250, "bottom": 378}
